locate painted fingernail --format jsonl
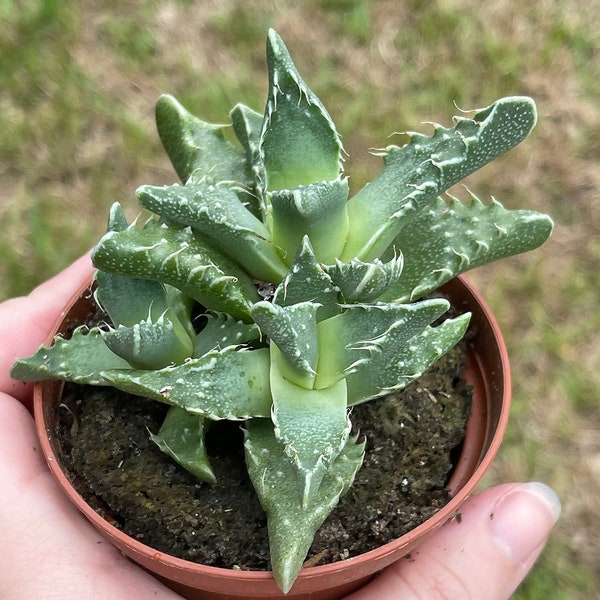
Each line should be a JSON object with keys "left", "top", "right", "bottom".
{"left": 489, "top": 482, "right": 561, "bottom": 565}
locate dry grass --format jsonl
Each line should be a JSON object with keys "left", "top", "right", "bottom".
{"left": 1, "top": 0, "right": 599, "bottom": 596}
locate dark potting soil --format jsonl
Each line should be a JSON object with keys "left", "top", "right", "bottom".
{"left": 55, "top": 344, "right": 471, "bottom": 571}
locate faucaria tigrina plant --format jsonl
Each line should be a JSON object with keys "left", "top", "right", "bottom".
{"left": 12, "top": 29, "right": 553, "bottom": 593}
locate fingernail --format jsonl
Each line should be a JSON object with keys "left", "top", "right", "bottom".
{"left": 489, "top": 482, "right": 561, "bottom": 565}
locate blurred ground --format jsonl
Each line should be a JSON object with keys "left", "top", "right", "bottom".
{"left": 1, "top": 1, "right": 598, "bottom": 597}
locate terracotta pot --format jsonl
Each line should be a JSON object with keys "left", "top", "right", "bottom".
{"left": 34, "top": 273, "right": 510, "bottom": 600}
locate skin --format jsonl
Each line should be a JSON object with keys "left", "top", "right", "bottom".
{"left": 0, "top": 255, "right": 560, "bottom": 599}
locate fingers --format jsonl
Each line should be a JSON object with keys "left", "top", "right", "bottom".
{"left": 0, "top": 393, "right": 182, "bottom": 599}
{"left": 346, "top": 482, "right": 561, "bottom": 600}
{"left": 0, "top": 253, "right": 94, "bottom": 407}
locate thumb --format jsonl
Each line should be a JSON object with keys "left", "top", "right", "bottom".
{"left": 347, "top": 482, "right": 561, "bottom": 600}
{"left": 0, "top": 253, "right": 93, "bottom": 407}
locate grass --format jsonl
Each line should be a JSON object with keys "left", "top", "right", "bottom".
{"left": 1, "top": 0, "right": 599, "bottom": 597}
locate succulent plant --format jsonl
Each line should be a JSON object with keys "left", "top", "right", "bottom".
{"left": 12, "top": 29, "right": 553, "bottom": 593}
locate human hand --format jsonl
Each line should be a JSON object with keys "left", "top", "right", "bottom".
{"left": 0, "top": 254, "right": 97, "bottom": 411}
{"left": 0, "top": 259, "right": 560, "bottom": 599}
{"left": 0, "top": 255, "right": 182, "bottom": 598}
{"left": 345, "top": 481, "right": 560, "bottom": 599}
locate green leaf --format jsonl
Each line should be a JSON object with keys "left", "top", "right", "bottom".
{"left": 94, "top": 270, "right": 170, "bottom": 327}
{"left": 250, "top": 302, "right": 320, "bottom": 388}
{"left": 343, "top": 97, "right": 538, "bottom": 260}
{"left": 92, "top": 224, "right": 259, "bottom": 321}
{"left": 106, "top": 200, "right": 129, "bottom": 232}
{"left": 150, "top": 406, "right": 216, "bottom": 484}
{"left": 230, "top": 103, "right": 264, "bottom": 169}
{"left": 380, "top": 195, "right": 555, "bottom": 302}
{"left": 137, "top": 182, "right": 287, "bottom": 283}
{"left": 346, "top": 313, "right": 472, "bottom": 405}
{"left": 164, "top": 284, "right": 197, "bottom": 340}
{"left": 101, "top": 309, "right": 194, "bottom": 369}
{"left": 193, "top": 312, "right": 260, "bottom": 357}
{"left": 230, "top": 102, "right": 265, "bottom": 218}
{"left": 314, "top": 299, "right": 450, "bottom": 390}
{"left": 10, "top": 327, "right": 131, "bottom": 384}
{"left": 245, "top": 419, "right": 364, "bottom": 594}
{"left": 270, "top": 178, "right": 349, "bottom": 265}
{"left": 155, "top": 94, "right": 249, "bottom": 186}
{"left": 101, "top": 347, "right": 272, "bottom": 419}
{"left": 324, "top": 253, "right": 404, "bottom": 303}
{"left": 93, "top": 203, "right": 173, "bottom": 327}
{"left": 260, "top": 29, "right": 343, "bottom": 192}
{"left": 272, "top": 237, "right": 339, "bottom": 320}
{"left": 270, "top": 347, "right": 350, "bottom": 508}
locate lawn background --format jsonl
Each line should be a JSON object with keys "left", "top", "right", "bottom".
{"left": 1, "top": 1, "right": 599, "bottom": 597}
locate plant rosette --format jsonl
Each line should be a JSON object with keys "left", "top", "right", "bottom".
{"left": 33, "top": 273, "right": 508, "bottom": 600}
{"left": 13, "top": 29, "right": 552, "bottom": 599}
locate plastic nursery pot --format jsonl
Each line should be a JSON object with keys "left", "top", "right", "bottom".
{"left": 34, "top": 273, "right": 510, "bottom": 600}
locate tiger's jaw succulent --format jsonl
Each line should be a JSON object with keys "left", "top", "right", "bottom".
{"left": 11, "top": 29, "right": 553, "bottom": 593}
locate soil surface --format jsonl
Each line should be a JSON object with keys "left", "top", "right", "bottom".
{"left": 55, "top": 344, "right": 471, "bottom": 571}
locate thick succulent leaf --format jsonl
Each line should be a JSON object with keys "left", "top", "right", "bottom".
{"left": 150, "top": 406, "right": 216, "bottom": 484}
{"left": 164, "top": 284, "right": 197, "bottom": 340}
{"left": 101, "top": 347, "right": 272, "bottom": 419}
{"left": 92, "top": 224, "right": 259, "bottom": 321}
{"left": 155, "top": 94, "right": 249, "bottom": 186}
{"left": 137, "top": 182, "right": 287, "bottom": 282}
{"left": 245, "top": 419, "right": 364, "bottom": 594}
{"left": 10, "top": 327, "right": 131, "bottom": 384}
{"left": 101, "top": 309, "right": 194, "bottom": 369}
{"left": 105, "top": 200, "right": 129, "bottom": 232}
{"left": 94, "top": 270, "right": 169, "bottom": 327}
{"left": 273, "top": 237, "right": 339, "bottom": 320}
{"left": 260, "top": 29, "right": 343, "bottom": 192}
{"left": 93, "top": 203, "right": 170, "bottom": 327}
{"left": 324, "top": 253, "right": 404, "bottom": 303}
{"left": 346, "top": 313, "right": 472, "bottom": 405}
{"left": 343, "top": 97, "right": 538, "bottom": 260}
{"left": 193, "top": 312, "right": 261, "bottom": 357}
{"left": 230, "top": 103, "right": 263, "bottom": 168}
{"left": 380, "top": 195, "right": 555, "bottom": 302}
{"left": 230, "top": 102, "right": 265, "bottom": 218}
{"left": 270, "top": 346, "right": 351, "bottom": 508}
{"left": 250, "top": 302, "right": 320, "bottom": 388}
{"left": 314, "top": 299, "right": 450, "bottom": 390}
{"left": 269, "top": 178, "right": 349, "bottom": 265}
